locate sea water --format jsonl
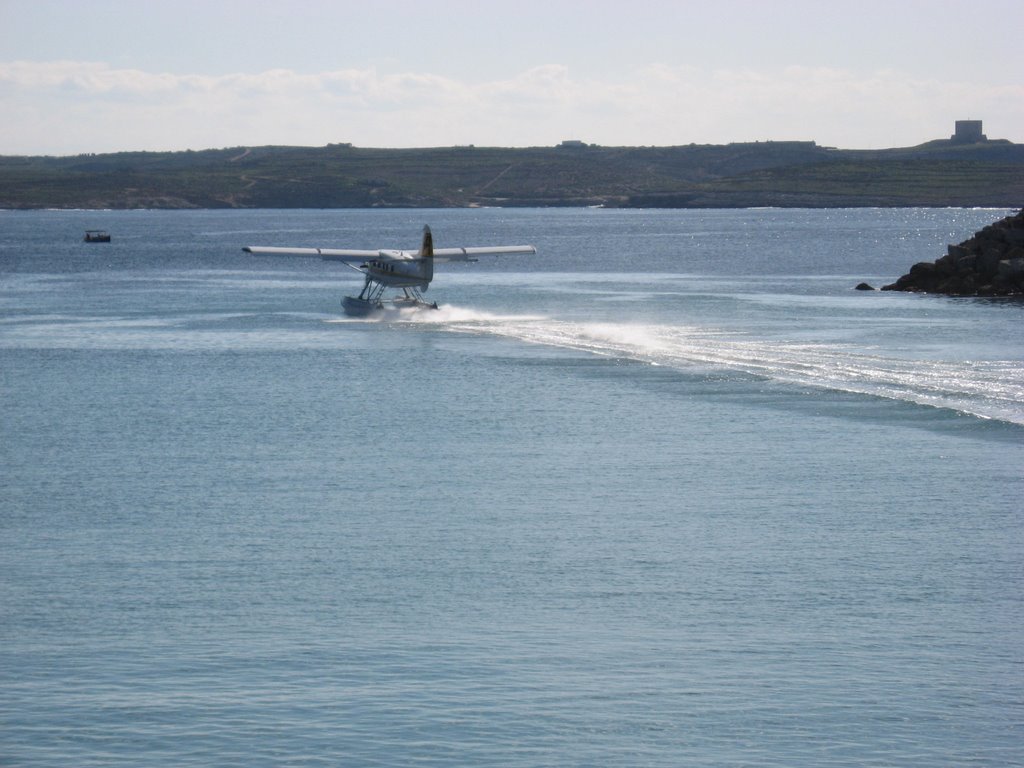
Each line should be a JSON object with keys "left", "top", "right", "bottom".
{"left": 1, "top": 208, "right": 1021, "bottom": 766}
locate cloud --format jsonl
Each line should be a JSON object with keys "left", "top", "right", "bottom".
{"left": 1, "top": 60, "right": 1022, "bottom": 154}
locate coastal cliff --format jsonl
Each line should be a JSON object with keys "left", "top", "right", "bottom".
{"left": 882, "top": 209, "right": 1024, "bottom": 296}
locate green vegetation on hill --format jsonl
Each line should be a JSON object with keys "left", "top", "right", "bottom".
{"left": 1, "top": 140, "right": 1021, "bottom": 209}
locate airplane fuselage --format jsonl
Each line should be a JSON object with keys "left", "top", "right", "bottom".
{"left": 362, "top": 254, "right": 431, "bottom": 289}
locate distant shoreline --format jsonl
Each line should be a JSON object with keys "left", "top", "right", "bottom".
{"left": 2, "top": 139, "right": 1021, "bottom": 210}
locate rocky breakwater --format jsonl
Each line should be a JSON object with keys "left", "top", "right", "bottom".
{"left": 882, "top": 209, "right": 1024, "bottom": 296}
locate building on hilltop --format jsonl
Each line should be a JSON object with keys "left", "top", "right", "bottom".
{"left": 951, "top": 120, "right": 987, "bottom": 144}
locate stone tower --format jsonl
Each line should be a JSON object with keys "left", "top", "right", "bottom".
{"left": 951, "top": 120, "right": 986, "bottom": 143}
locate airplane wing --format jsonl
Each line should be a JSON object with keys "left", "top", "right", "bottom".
{"left": 243, "top": 244, "right": 535, "bottom": 263}
{"left": 431, "top": 245, "right": 537, "bottom": 263}
{"left": 242, "top": 246, "right": 410, "bottom": 262}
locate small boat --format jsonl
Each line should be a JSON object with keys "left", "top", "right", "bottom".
{"left": 84, "top": 230, "right": 111, "bottom": 243}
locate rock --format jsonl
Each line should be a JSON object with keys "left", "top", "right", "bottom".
{"left": 884, "top": 209, "right": 1024, "bottom": 296}
{"left": 977, "top": 245, "right": 1004, "bottom": 276}
{"left": 956, "top": 254, "right": 978, "bottom": 272}
{"left": 855, "top": 282, "right": 875, "bottom": 291}
{"left": 956, "top": 273, "right": 978, "bottom": 294}
{"left": 935, "top": 254, "right": 958, "bottom": 275}
{"left": 997, "top": 257, "right": 1024, "bottom": 277}
{"left": 1006, "top": 245, "right": 1024, "bottom": 262}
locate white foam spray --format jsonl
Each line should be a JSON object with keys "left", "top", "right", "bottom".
{"left": 406, "top": 305, "right": 1024, "bottom": 426}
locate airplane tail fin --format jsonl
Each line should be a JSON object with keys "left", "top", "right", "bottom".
{"left": 419, "top": 225, "right": 434, "bottom": 258}
{"left": 418, "top": 225, "right": 434, "bottom": 286}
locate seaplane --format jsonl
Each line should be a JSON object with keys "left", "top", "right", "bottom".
{"left": 243, "top": 225, "right": 536, "bottom": 317}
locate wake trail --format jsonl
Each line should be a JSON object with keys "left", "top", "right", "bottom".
{"left": 413, "top": 306, "right": 1024, "bottom": 426}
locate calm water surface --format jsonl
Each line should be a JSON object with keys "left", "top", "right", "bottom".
{"left": 1, "top": 208, "right": 1022, "bottom": 766}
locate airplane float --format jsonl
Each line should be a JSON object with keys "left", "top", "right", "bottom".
{"left": 243, "top": 225, "right": 536, "bottom": 316}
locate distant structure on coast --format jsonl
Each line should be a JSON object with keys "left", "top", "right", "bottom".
{"left": 951, "top": 120, "right": 987, "bottom": 144}
{"left": 552, "top": 123, "right": 997, "bottom": 151}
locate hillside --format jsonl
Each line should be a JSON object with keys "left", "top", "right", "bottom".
{"left": 1, "top": 140, "right": 1021, "bottom": 209}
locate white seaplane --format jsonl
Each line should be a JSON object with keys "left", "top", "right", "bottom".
{"left": 243, "top": 225, "right": 536, "bottom": 316}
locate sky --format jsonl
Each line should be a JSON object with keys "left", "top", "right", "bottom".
{"left": 1, "top": 0, "right": 1022, "bottom": 155}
